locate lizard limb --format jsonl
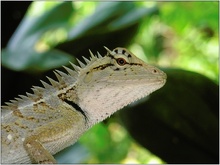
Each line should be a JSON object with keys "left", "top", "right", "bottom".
{"left": 23, "top": 103, "right": 86, "bottom": 164}
{"left": 24, "top": 135, "right": 57, "bottom": 164}
{"left": 1, "top": 47, "right": 166, "bottom": 163}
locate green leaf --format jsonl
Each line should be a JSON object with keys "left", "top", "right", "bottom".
{"left": 67, "top": 2, "right": 135, "bottom": 40}
{"left": 109, "top": 6, "right": 158, "bottom": 30}
{"left": 56, "top": 2, "right": 158, "bottom": 57}
{"left": 3, "top": 2, "right": 158, "bottom": 72}
{"left": 2, "top": 2, "right": 74, "bottom": 72}
{"left": 1, "top": 48, "right": 73, "bottom": 72}
{"left": 79, "top": 122, "right": 131, "bottom": 163}
{"left": 79, "top": 123, "right": 112, "bottom": 154}
{"left": 7, "top": 2, "right": 74, "bottom": 50}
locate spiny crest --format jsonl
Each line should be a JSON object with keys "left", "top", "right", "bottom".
{"left": 104, "top": 46, "right": 131, "bottom": 57}
{"left": 104, "top": 46, "right": 112, "bottom": 55}
{"left": 2, "top": 47, "right": 112, "bottom": 109}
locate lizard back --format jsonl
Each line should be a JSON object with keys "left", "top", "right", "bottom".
{"left": 1, "top": 47, "right": 167, "bottom": 163}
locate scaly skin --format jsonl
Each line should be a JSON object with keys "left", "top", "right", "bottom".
{"left": 1, "top": 47, "right": 167, "bottom": 163}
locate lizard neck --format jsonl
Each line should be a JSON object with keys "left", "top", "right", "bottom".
{"left": 76, "top": 81, "right": 157, "bottom": 127}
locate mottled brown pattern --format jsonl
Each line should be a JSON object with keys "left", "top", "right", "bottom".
{"left": 13, "top": 109, "right": 24, "bottom": 118}
{"left": 2, "top": 124, "right": 13, "bottom": 133}
{"left": 1, "top": 47, "right": 166, "bottom": 164}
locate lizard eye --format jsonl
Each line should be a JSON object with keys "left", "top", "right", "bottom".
{"left": 116, "top": 58, "right": 127, "bottom": 66}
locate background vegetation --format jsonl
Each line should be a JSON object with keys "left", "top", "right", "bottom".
{"left": 1, "top": 1, "right": 218, "bottom": 164}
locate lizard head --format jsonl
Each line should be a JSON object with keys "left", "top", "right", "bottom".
{"left": 75, "top": 47, "right": 167, "bottom": 125}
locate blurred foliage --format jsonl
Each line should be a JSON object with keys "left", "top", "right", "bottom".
{"left": 1, "top": 1, "right": 219, "bottom": 164}
{"left": 119, "top": 68, "right": 218, "bottom": 163}
{"left": 131, "top": 2, "right": 218, "bottom": 83}
{"left": 2, "top": 1, "right": 158, "bottom": 72}
{"left": 2, "top": 2, "right": 74, "bottom": 72}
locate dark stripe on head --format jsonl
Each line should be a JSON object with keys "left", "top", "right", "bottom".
{"left": 86, "top": 63, "right": 114, "bottom": 74}
{"left": 92, "top": 63, "right": 114, "bottom": 71}
{"left": 122, "top": 49, "right": 126, "bottom": 55}
{"left": 130, "top": 63, "right": 143, "bottom": 66}
{"left": 108, "top": 54, "right": 115, "bottom": 59}
{"left": 90, "top": 62, "right": 142, "bottom": 73}
{"left": 114, "top": 68, "right": 120, "bottom": 71}
{"left": 115, "top": 49, "right": 118, "bottom": 54}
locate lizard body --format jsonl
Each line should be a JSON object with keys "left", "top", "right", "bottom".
{"left": 1, "top": 47, "right": 166, "bottom": 163}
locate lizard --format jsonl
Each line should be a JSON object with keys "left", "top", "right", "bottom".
{"left": 1, "top": 46, "right": 167, "bottom": 164}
